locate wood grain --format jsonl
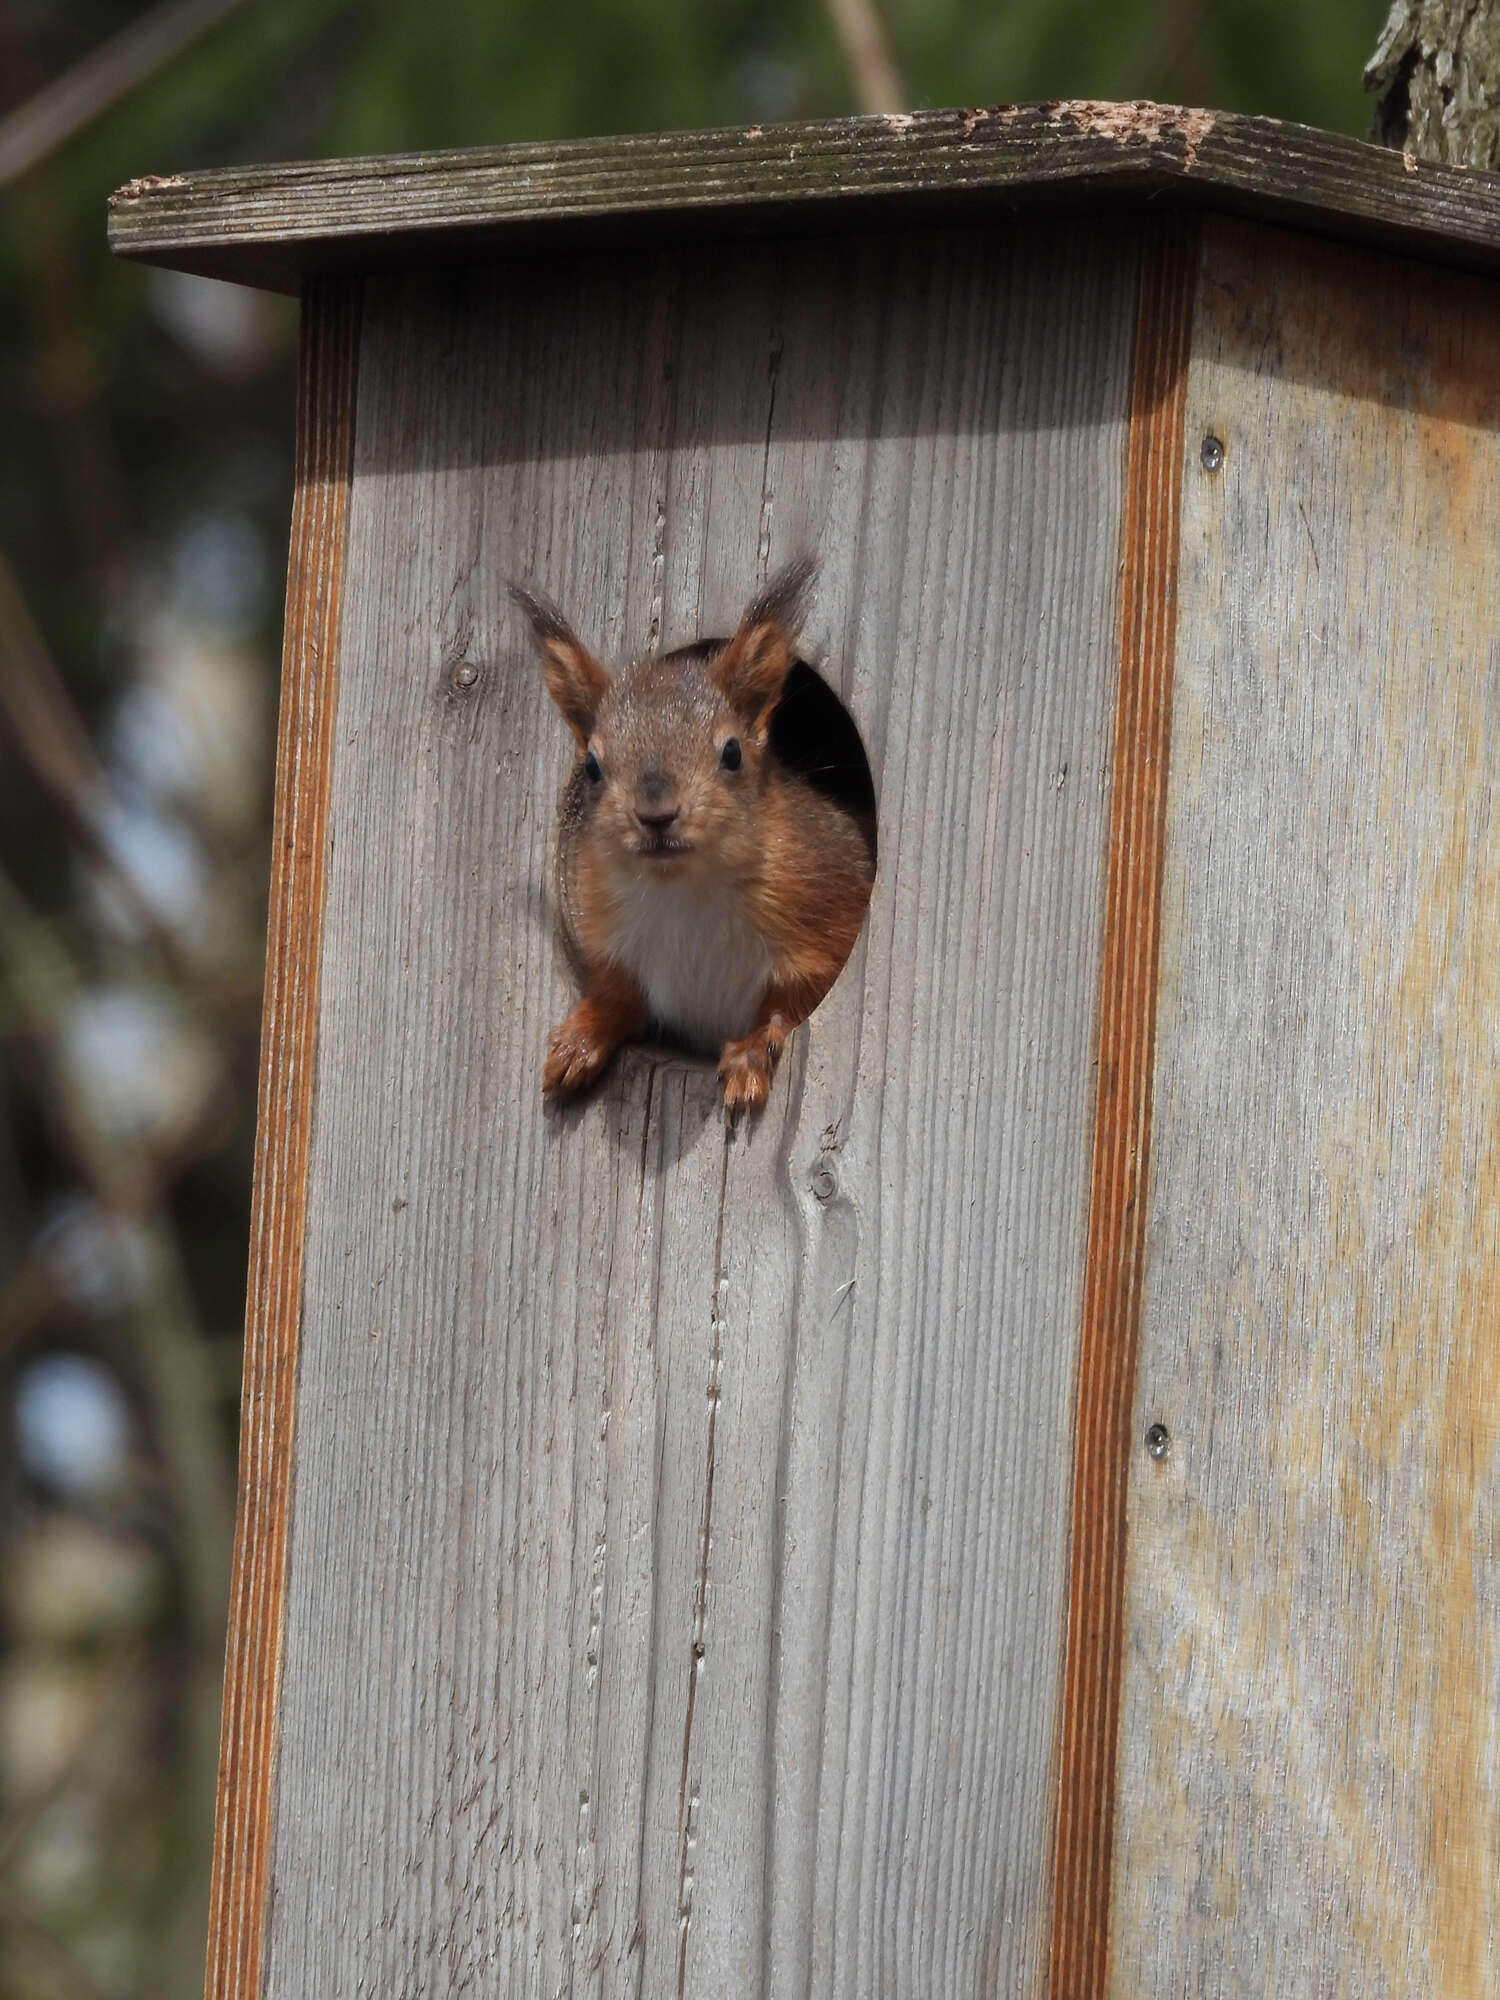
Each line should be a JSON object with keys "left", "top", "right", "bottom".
{"left": 1110, "top": 216, "right": 1500, "bottom": 1995}
{"left": 107, "top": 102, "right": 1500, "bottom": 295}
{"left": 254, "top": 221, "right": 1136, "bottom": 1998}
{"left": 1049, "top": 218, "right": 1197, "bottom": 2000}
{"left": 204, "top": 274, "right": 359, "bottom": 2000}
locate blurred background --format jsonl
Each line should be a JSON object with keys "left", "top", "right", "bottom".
{"left": 0, "top": 2, "right": 1385, "bottom": 1993}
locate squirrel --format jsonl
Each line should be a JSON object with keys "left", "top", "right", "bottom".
{"left": 509, "top": 560, "right": 876, "bottom": 1113}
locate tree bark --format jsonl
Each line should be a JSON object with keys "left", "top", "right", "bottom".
{"left": 1366, "top": 0, "right": 1500, "bottom": 165}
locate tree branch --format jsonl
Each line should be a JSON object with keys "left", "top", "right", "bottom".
{"left": 0, "top": 0, "right": 253, "bottom": 188}
{"left": 0, "top": 549, "right": 189, "bottom": 966}
{"left": 821, "top": 0, "right": 905, "bottom": 114}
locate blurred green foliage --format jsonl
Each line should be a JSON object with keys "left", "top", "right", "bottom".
{"left": 0, "top": 1, "right": 1384, "bottom": 1994}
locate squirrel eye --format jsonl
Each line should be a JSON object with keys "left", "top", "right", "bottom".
{"left": 719, "top": 737, "right": 742, "bottom": 772}
{"left": 584, "top": 751, "right": 603, "bottom": 783}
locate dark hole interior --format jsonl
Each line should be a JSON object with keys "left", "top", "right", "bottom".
{"left": 769, "top": 660, "right": 878, "bottom": 870}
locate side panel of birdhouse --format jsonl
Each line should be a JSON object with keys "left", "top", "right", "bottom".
{"left": 204, "top": 277, "right": 360, "bottom": 2000}
{"left": 1111, "top": 217, "right": 1500, "bottom": 1998}
{"left": 254, "top": 223, "right": 1140, "bottom": 1999}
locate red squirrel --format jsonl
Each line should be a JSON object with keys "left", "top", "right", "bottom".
{"left": 510, "top": 561, "right": 876, "bottom": 1113}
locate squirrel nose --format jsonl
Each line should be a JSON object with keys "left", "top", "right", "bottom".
{"left": 634, "top": 770, "right": 680, "bottom": 830}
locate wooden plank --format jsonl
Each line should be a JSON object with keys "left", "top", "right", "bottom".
{"left": 1049, "top": 218, "right": 1197, "bottom": 2000}
{"left": 257, "top": 219, "right": 1135, "bottom": 1998}
{"left": 204, "top": 275, "right": 360, "bottom": 2000}
{"left": 1111, "top": 215, "right": 1500, "bottom": 1995}
{"left": 108, "top": 102, "right": 1500, "bottom": 296}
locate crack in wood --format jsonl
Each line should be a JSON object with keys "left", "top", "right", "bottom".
{"left": 676, "top": 1127, "right": 732, "bottom": 1997}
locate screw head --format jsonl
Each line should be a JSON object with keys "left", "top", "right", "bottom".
{"left": 1200, "top": 434, "right": 1225, "bottom": 473}
{"left": 1145, "top": 1422, "right": 1171, "bottom": 1461}
{"left": 451, "top": 659, "right": 479, "bottom": 690}
{"left": 811, "top": 1165, "right": 837, "bottom": 1202}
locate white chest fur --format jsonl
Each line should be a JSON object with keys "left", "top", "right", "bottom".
{"left": 606, "top": 872, "right": 772, "bottom": 1053}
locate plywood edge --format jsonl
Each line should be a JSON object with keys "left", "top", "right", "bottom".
{"left": 106, "top": 103, "right": 1500, "bottom": 295}
{"left": 1047, "top": 218, "right": 1198, "bottom": 2000}
{"left": 203, "top": 275, "right": 360, "bottom": 2000}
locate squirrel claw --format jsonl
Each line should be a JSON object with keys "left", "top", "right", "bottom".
{"left": 543, "top": 1009, "right": 616, "bottom": 1097}
{"left": 717, "top": 1024, "right": 786, "bottom": 1115}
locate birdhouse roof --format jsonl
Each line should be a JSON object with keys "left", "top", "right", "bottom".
{"left": 107, "top": 101, "right": 1500, "bottom": 296}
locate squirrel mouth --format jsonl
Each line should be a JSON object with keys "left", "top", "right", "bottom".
{"left": 635, "top": 837, "right": 691, "bottom": 863}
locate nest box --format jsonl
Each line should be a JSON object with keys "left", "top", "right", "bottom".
{"left": 111, "top": 101, "right": 1500, "bottom": 1999}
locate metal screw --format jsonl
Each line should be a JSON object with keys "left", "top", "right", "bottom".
{"left": 1200, "top": 434, "right": 1224, "bottom": 473}
{"left": 811, "top": 1165, "right": 837, "bottom": 1202}
{"left": 1145, "top": 1422, "right": 1171, "bottom": 1461}
{"left": 451, "top": 660, "right": 479, "bottom": 690}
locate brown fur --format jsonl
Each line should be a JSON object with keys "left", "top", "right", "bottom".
{"left": 510, "top": 564, "right": 875, "bottom": 1113}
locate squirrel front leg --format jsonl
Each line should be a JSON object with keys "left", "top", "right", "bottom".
{"left": 543, "top": 966, "right": 647, "bottom": 1098}
{"left": 717, "top": 980, "right": 822, "bottom": 1115}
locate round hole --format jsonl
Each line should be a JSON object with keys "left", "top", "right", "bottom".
{"left": 533, "top": 597, "right": 879, "bottom": 1103}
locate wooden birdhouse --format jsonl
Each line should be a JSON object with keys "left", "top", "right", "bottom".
{"left": 110, "top": 101, "right": 1500, "bottom": 1998}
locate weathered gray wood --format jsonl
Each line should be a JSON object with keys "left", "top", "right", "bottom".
{"left": 203, "top": 275, "right": 360, "bottom": 2000}
{"left": 263, "top": 221, "right": 1136, "bottom": 1998}
{"left": 1112, "top": 215, "right": 1500, "bottom": 1995}
{"left": 108, "top": 101, "right": 1500, "bottom": 295}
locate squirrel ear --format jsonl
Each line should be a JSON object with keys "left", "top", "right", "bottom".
{"left": 714, "top": 557, "right": 815, "bottom": 730}
{"left": 509, "top": 584, "right": 609, "bottom": 746}
{"left": 715, "top": 619, "right": 792, "bottom": 731}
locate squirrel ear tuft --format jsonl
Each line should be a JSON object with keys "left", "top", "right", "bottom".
{"left": 743, "top": 555, "right": 817, "bottom": 638}
{"left": 509, "top": 583, "right": 609, "bottom": 746}
{"left": 715, "top": 557, "right": 815, "bottom": 729}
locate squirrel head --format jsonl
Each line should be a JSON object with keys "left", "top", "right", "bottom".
{"left": 510, "top": 560, "right": 816, "bottom": 883}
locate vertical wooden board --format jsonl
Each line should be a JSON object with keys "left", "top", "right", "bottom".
{"left": 261, "top": 224, "right": 1137, "bottom": 1999}
{"left": 1049, "top": 221, "right": 1197, "bottom": 2000}
{"left": 204, "top": 276, "right": 359, "bottom": 2000}
{"left": 671, "top": 233, "right": 1141, "bottom": 2000}
{"left": 1112, "top": 217, "right": 1500, "bottom": 1997}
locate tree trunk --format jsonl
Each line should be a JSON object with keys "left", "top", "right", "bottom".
{"left": 1366, "top": 0, "right": 1500, "bottom": 165}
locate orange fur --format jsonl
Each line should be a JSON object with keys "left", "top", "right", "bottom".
{"left": 717, "top": 782, "right": 872, "bottom": 1111}
{"left": 541, "top": 965, "right": 647, "bottom": 1096}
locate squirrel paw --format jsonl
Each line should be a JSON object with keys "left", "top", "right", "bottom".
{"left": 717, "top": 1021, "right": 789, "bottom": 1116}
{"left": 543, "top": 1005, "right": 618, "bottom": 1097}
